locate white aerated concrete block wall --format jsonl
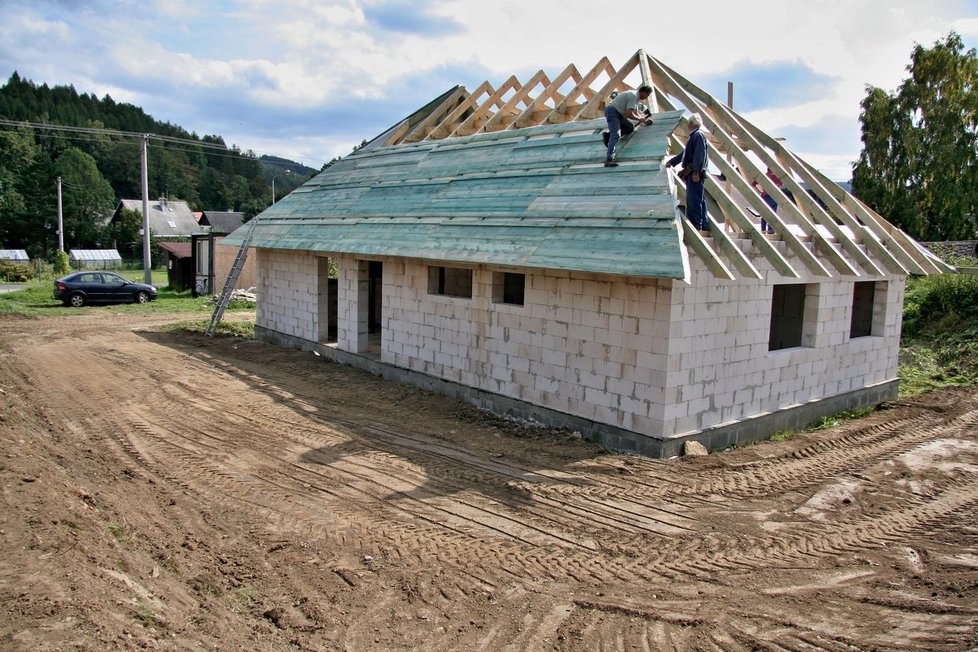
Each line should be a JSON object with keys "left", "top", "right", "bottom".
{"left": 255, "top": 249, "right": 319, "bottom": 342}
{"left": 259, "top": 247, "right": 906, "bottom": 442}
{"left": 665, "top": 247, "right": 905, "bottom": 437}
{"left": 380, "top": 259, "right": 675, "bottom": 435}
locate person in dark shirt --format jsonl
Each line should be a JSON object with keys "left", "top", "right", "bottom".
{"left": 665, "top": 113, "right": 710, "bottom": 231}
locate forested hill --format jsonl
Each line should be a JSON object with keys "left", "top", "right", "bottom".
{"left": 0, "top": 72, "right": 318, "bottom": 258}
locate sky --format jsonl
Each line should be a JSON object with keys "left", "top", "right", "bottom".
{"left": 1, "top": 0, "right": 977, "bottom": 181}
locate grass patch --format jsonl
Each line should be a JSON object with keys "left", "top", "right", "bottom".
{"left": 899, "top": 320, "right": 978, "bottom": 396}
{"left": 134, "top": 602, "right": 160, "bottom": 626}
{"left": 232, "top": 586, "right": 258, "bottom": 608}
{"left": 0, "top": 276, "right": 251, "bottom": 319}
{"left": 804, "top": 406, "right": 876, "bottom": 432}
{"left": 105, "top": 522, "right": 126, "bottom": 542}
{"left": 166, "top": 318, "right": 255, "bottom": 338}
{"left": 769, "top": 430, "right": 794, "bottom": 441}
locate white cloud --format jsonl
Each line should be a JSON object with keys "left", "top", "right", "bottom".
{"left": 1, "top": 0, "right": 975, "bottom": 172}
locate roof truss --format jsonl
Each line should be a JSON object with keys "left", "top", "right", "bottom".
{"left": 375, "top": 50, "right": 949, "bottom": 279}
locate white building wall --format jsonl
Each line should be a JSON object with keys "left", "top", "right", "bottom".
{"left": 255, "top": 248, "right": 319, "bottom": 342}
{"left": 664, "top": 243, "right": 905, "bottom": 436}
{"left": 381, "top": 258, "right": 675, "bottom": 435}
{"left": 256, "top": 245, "right": 905, "bottom": 442}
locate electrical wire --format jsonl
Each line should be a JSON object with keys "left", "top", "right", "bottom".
{"left": 0, "top": 118, "right": 323, "bottom": 168}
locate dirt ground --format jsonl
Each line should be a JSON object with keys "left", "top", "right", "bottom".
{"left": 1, "top": 309, "right": 976, "bottom": 651}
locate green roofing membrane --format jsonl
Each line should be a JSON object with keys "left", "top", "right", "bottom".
{"left": 228, "top": 110, "right": 687, "bottom": 279}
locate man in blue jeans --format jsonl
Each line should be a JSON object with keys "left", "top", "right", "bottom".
{"left": 665, "top": 112, "right": 710, "bottom": 231}
{"left": 604, "top": 85, "right": 653, "bottom": 167}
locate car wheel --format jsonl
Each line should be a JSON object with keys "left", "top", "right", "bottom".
{"left": 134, "top": 291, "right": 150, "bottom": 304}
{"left": 68, "top": 293, "right": 86, "bottom": 308}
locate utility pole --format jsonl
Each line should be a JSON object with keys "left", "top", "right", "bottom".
{"left": 55, "top": 176, "right": 64, "bottom": 252}
{"left": 141, "top": 134, "right": 151, "bottom": 284}
{"left": 272, "top": 169, "right": 291, "bottom": 205}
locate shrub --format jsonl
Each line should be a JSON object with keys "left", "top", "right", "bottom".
{"left": 0, "top": 261, "right": 34, "bottom": 282}
{"left": 902, "top": 269, "right": 978, "bottom": 338}
{"left": 53, "top": 250, "right": 70, "bottom": 276}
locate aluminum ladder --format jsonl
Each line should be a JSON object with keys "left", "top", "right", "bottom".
{"left": 205, "top": 219, "right": 257, "bottom": 337}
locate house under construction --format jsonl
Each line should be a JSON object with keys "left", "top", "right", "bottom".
{"left": 224, "top": 50, "right": 951, "bottom": 457}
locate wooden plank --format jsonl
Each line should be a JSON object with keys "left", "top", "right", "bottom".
{"left": 681, "top": 216, "right": 735, "bottom": 280}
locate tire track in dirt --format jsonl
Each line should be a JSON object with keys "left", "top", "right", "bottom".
{"left": 6, "top": 318, "right": 977, "bottom": 651}
{"left": 14, "top": 332, "right": 973, "bottom": 588}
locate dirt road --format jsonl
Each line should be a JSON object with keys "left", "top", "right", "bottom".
{"left": 1, "top": 310, "right": 976, "bottom": 650}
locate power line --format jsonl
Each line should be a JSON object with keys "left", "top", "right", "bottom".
{"left": 0, "top": 118, "right": 324, "bottom": 168}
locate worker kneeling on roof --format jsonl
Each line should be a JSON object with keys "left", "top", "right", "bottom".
{"left": 603, "top": 84, "right": 653, "bottom": 168}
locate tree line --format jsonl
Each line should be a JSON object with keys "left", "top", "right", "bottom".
{"left": 0, "top": 72, "right": 317, "bottom": 260}
{"left": 853, "top": 32, "right": 978, "bottom": 242}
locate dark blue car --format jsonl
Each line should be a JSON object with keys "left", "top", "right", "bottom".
{"left": 54, "top": 271, "right": 158, "bottom": 307}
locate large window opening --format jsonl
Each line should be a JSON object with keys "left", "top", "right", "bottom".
{"left": 769, "top": 284, "right": 810, "bottom": 351}
{"left": 850, "top": 281, "right": 876, "bottom": 338}
{"left": 492, "top": 271, "right": 525, "bottom": 306}
{"left": 428, "top": 266, "right": 472, "bottom": 298}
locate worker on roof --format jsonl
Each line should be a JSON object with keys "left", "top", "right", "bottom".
{"left": 603, "top": 85, "right": 654, "bottom": 168}
{"left": 665, "top": 112, "right": 710, "bottom": 232}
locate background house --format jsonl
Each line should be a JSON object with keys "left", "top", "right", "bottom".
{"left": 225, "top": 50, "right": 950, "bottom": 457}
{"left": 198, "top": 210, "right": 246, "bottom": 233}
{"left": 112, "top": 198, "right": 200, "bottom": 238}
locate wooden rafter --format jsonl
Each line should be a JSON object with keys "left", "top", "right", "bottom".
{"left": 425, "top": 81, "right": 497, "bottom": 141}
{"left": 544, "top": 57, "right": 619, "bottom": 124}
{"left": 371, "top": 49, "right": 946, "bottom": 279}
{"left": 449, "top": 75, "right": 522, "bottom": 137}
{"left": 481, "top": 70, "right": 551, "bottom": 133}
{"left": 512, "top": 63, "right": 582, "bottom": 129}
{"left": 397, "top": 86, "right": 469, "bottom": 144}
{"left": 575, "top": 55, "right": 641, "bottom": 120}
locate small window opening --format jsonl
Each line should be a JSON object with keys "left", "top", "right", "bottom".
{"left": 769, "top": 284, "right": 807, "bottom": 351}
{"left": 428, "top": 266, "right": 472, "bottom": 298}
{"left": 493, "top": 272, "right": 525, "bottom": 305}
{"left": 850, "top": 281, "right": 876, "bottom": 338}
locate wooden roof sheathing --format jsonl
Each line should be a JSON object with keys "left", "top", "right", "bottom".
{"left": 237, "top": 111, "right": 688, "bottom": 278}
{"left": 231, "top": 49, "right": 951, "bottom": 281}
